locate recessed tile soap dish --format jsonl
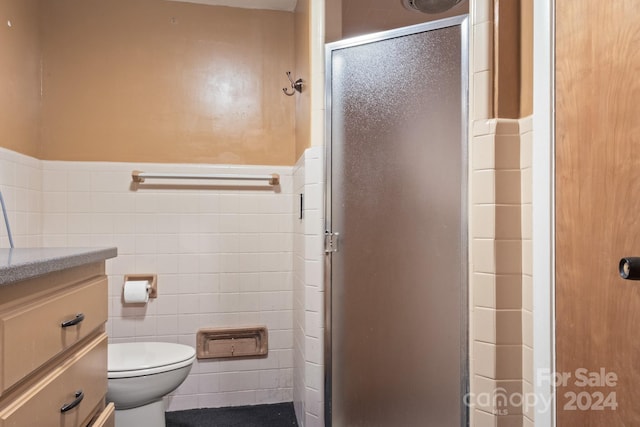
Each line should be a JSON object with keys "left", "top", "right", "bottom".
{"left": 196, "top": 326, "right": 268, "bottom": 359}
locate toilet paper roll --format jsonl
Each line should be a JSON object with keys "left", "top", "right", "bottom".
{"left": 123, "top": 280, "right": 150, "bottom": 304}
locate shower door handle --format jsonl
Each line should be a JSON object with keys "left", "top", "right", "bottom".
{"left": 325, "top": 231, "right": 339, "bottom": 253}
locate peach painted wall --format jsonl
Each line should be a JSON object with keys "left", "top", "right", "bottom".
{"left": 0, "top": 0, "right": 41, "bottom": 158}
{"left": 0, "top": 0, "right": 298, "bottom": 165}
{"left": 340, "top": 0, "right": 468, "bottom": 39}
{"left": 520, "top": 0, "right": 533, "bottom": 117}
{"left": 493, "top": 0, "right": 533, "bottom": 119}
{"left": 294, "top": 0, "right": 311, "bottom": 161}
{"left": 33, "top": 0, "right": 296, "bottom": 165}
{"left": 324, "top": 0, "right": 342, "bottom": 43}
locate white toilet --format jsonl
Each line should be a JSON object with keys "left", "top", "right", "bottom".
{"left": 107, "top": 342, "right": 196, "bottom": 427}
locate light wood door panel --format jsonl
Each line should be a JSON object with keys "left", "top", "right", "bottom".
{"left": 556, "top": 1, "right": 640, "bottom": 425}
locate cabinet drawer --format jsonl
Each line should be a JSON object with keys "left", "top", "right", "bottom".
{"left": 91, "top": 403, "right": 114, "bottom": 427}
{"left": 0, "top": 333, "right": 107, "bottom": 427}
{"left": 0, "top": 277, "right": 107, "bottom": 393}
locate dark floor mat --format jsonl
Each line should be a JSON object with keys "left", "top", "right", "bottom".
{"left": 166, "top": 402, "right": 299, "bottom": 427}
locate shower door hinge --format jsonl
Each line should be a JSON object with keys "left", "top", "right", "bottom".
{"left": 324, "top": 231, "right": 339, "bottom": 253}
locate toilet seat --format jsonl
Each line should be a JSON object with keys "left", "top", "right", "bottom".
{"left": 108, "top": 342, "right": 196, "bottom": 379}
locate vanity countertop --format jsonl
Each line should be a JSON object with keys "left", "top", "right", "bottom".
{"left": 0, "top": 247, "right": 117, "bottom": 286}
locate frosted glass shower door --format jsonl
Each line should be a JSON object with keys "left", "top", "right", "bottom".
{"left": 326, "top": 17, "right": 468, "bottom": 427}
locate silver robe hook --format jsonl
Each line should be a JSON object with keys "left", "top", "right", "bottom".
{"left": 283, "top": 71, "right": 303, "bottom": 96}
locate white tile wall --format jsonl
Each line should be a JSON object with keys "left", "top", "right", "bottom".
{"left": 469, "top": 1, "right": 494, "bottom": 426}
{"left": 293, "top": 152, "right": 307, "bottom": 424}
{"left": 300, "top": 0, "right": 327, "bottom": 423}
{"left": 38, "top": 159, "right": 296, "bottom": 411}
{"left": 0, "top": 147, "right": 42, "bottom": 248}
{"left": 520, "top": 115, "right": 534, "bottom": 425}
{"left": 0, "top": 144, "right": 329, "bottom": 417}
{"left": 301, "top": 147, "right": 325, "bottom": 427}
{"left": 293, "top": 146, "right": 325, "bottom": 427}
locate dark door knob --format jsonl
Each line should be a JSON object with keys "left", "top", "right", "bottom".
{"left": 619, "top": 257, "right": 640, "bottom": 279}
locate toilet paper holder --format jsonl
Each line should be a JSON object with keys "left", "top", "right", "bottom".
{"left": 123, "top": 274, "right": 158, "bottom": 298}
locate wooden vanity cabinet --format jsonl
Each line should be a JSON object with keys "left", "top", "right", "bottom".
{"left": 0, "top": 262, "right": 112, "bottom": 427}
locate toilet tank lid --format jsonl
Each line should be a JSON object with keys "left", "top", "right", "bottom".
{"left": 108, "top": 342, "right": 196, "bottom": 372}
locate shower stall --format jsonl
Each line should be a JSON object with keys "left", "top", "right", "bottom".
{"left": 325, "top": 16, "right": 468, "bottom": 427}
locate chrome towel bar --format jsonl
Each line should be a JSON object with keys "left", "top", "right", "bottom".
{"left": 132, "top": 170, "right": 280, "bottom": 186}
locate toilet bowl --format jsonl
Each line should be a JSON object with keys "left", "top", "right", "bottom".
{"left": 107, "top": 342, "right": 196, "bottom": 427}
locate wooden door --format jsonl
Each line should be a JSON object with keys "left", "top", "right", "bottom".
{"left": 556, "top": 1, "right": 640, "bottom": 425}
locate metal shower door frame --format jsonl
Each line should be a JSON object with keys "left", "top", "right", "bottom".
{"left": 323, "top": 15, "right": 469, "bottom": 427}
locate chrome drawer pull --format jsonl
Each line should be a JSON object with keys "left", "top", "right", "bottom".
{"left": 61, "top": 313, "right": 85, "bottom": 328}
{"left": 60, "top": 390, "right": 84, "bottom": 413}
